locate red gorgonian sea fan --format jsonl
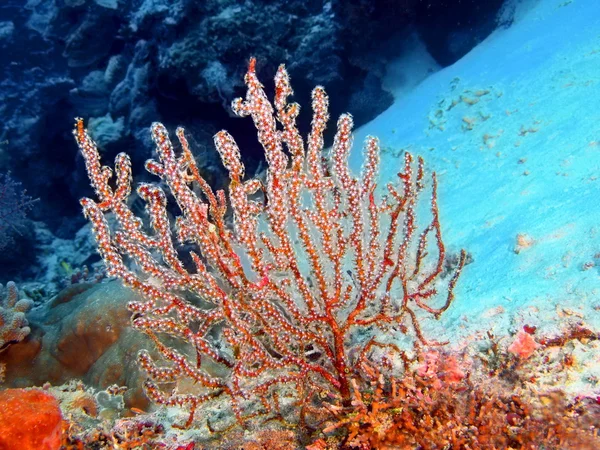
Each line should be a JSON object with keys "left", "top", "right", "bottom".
{"left": 74, "top": 58, "right": 467, "bottom": 428}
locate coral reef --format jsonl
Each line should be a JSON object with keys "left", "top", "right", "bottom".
{"left": 307, "top": 357, "right": 600, "bottom": 449}
{"left": 0, "top": 281, "right": 33, "bottom": 382}
{"left": 0, "top": 281, "right": 155, "bottom": 409}
{"left": 48, "top": 332, "right": 600, "bottom": 449}
{"left": 0, "top": 0, "right": 507, "bottom": 251}
{"left": 75, "top": 57, "right": 466, "bottom": 429}
{"left": 0, "top": 0, "right": 598, "bottom": 447}
{"left": 0, "top": 173, "right": 37, "bottom": 251}
{"left": 0, "top": 281, "right": 32, "bottom": 350}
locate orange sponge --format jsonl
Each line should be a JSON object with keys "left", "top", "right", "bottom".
{"left": 0, "top": 389, "right": 63, "bottom": 450}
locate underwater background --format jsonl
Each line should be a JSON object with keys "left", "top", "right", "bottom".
{"left": 1, "top": 0, "right": 600, "bottom": 448}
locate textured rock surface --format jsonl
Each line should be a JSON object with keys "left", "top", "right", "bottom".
{"left": 0, "top": 281, "right": 154, "bottom": 409}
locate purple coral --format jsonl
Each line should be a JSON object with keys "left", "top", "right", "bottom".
{"left": 0, "top": 173, "right": 37, "bottom": 250}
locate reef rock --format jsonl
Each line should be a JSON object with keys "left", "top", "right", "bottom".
{"left": 0, "top": 281, "right": 154, "bottom": 409}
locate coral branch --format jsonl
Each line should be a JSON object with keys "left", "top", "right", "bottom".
{"left": 75, "top": 57, "right": 466, "bottom": 427}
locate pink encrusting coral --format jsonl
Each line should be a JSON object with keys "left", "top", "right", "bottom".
{"left": 74, "top": 57, "right": 466, "bottom": 428}
{"left": 508, "top": 329, "right": 541, "bottom": 359}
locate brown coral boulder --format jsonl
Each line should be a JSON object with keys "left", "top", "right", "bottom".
{"left": 0, "top": 281, "right": 153, "bottom": 409}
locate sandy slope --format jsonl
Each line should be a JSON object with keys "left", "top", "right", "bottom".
{"left": 351, "top": 0, "right": 600, "bottom": 352}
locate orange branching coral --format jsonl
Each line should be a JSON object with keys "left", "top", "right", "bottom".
{"left": 75, "top": 57, "right": 466, "bottom": 428}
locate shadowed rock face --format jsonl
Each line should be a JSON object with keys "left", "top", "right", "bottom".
{"left": 0, "top": 281, "right": 154, "bottom": 410}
